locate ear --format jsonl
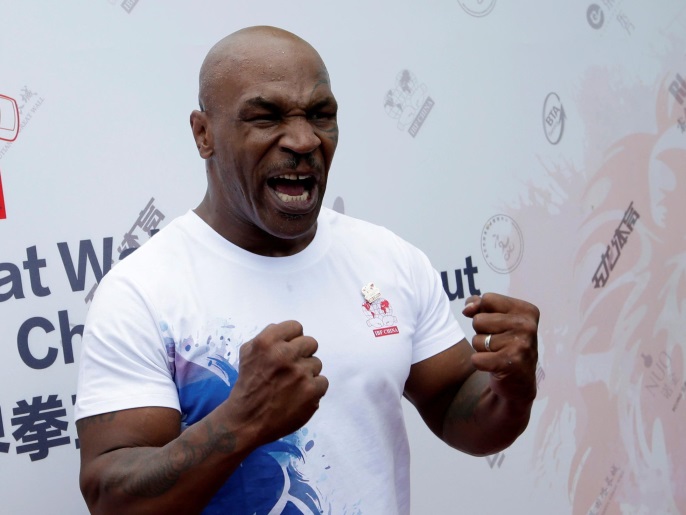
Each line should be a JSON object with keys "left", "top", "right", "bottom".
{"left": 190, "top": 110, "right": 214, "bottom": 159}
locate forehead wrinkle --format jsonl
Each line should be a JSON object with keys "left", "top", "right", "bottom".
{"left": 198, "top": 27, "right": 329, "bottom": 112}
{"left": 232, "top": 65, "right": 334, "bottom": 116}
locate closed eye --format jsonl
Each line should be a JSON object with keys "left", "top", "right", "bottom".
{"left": 308, "top": 111, "right": 336, "bottom": 120}
{"left": 250, "top": 113, "right": 280, "bottom": 122}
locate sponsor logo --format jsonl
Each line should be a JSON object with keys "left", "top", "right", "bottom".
{"left": 458, "top": 0, "right": 497, "bottom": 17}
{"left": 360, "top": 284, "right": 400, "bottom": 338}
{"left": 373, "top": 326, "right": 400, "bottom": 338}
{"left": 543, "top": 92, "right": 566, "bottom": 145}
{"left": 0, "top": 168, "right": 6, "bottom": 220}
{"left": 485, "top": 452, "right": 505, "bottom": 469}
{"left": 668, "top": 73, "right": 686, "bottom": 134}
{"left": 481, "top": 215, "right": 524, "bottom": 274}
{"left": 673, "top": 381, "right": 686, "bottom": 413}
{"left": 642, "top": 351, "right": 682, "bottom": 404}
{"left": 440, "top": 255, "right": 481, "bottom": 301}
{"left": 104, "top": 0, "right": 141, "bottom": 14}
{"left": 669, "top": 73, "right": 686, "bottom": 104}
{"left": 0, "top": 87, "right": 45, "bottom": 161}
{"left": 587, "top": 1, "right": 635, "bottom": 35}
{"left": 121, "top": 0, "right": 140, "bottom": 13}
{"left": 587, "top": 4, "right": 605, "bottom": 29}
{"left": 588, "top": 465, "right": 623, "bottom": 515}
{"left": 384, "top": 70, "right": 435, "bottom": 138}
{"left": 591, "top": 201, "right": 639, "bottom": 288}
{"left": 0, "top": 95, "right": 20, "bottom": 142}
{"left": 535, "top": 363, "right": 545, "bottom": 388}
{"left": 84, "top": 197, "right": 166, "bottom": 302}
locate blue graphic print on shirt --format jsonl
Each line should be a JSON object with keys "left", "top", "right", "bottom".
{"left": 160, "top": 321, "right": 324, "bottom": 514}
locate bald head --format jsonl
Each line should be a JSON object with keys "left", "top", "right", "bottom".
{"left": 190, "top": 25, "right": 339, "bottom": 255}
{"left": 198, "top": 26, "right": 328, "bottom": 113}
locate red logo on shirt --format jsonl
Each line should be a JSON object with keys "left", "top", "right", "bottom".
{"left": 362, "top": 297, "right": 399, "bottom": 337}
{"left": 373, "top": 326, "right": 400, "bottom": 338}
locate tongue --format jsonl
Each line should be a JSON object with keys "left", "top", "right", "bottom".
{"left": 273, "top": 181, "right": 306, "bottom": 196}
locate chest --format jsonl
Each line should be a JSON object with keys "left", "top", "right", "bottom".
{"left": 162, "top": 262, "right": 419, "bottom": 421}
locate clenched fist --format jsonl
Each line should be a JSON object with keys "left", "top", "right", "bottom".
{"left": 462, "top": 293, "right": 539, "bottom": 403}
{"left": 224, "top": 321, "right": 329, "bottom": 447}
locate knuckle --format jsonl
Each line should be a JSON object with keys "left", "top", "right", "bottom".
{"left": 317, "top": 375, "right": 330, "bottom": 395}
{"left": 262, "top": 322, "right": 278, "bottom": 334}
{"left": 290, "top": 320, "right": 304, "bottom": 334}
{"left": 301, "top": 379, "right": 319, "bottom": 400}
{"left": 512, "top": 315, "right": 537, "bottom": 334}
{"left": 522, "top": 317, "right": 538, "bottom": 336}
{"left": 520, "top": 301, "right": 540, "bottom": 321}
{"left": 531, "top": 305, "right": 541, "bottom": 322}
{"left": 303, "top": 335, "right": 318, "bottom": 350}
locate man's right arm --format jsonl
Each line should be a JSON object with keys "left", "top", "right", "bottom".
{"left": 77, "top": 321, "right": 328, "bottom": 515}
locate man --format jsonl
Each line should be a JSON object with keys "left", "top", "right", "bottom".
{"left": 75, "top": 26, "right": 539, "bottom": 514}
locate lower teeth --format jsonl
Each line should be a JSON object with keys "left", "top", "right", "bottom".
{"left": 276, "top": 191, "right": 310, "bottom": 202}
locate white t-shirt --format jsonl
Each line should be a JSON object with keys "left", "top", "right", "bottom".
{"left": 75, "top": 208, "right": 464, "bottom": 514}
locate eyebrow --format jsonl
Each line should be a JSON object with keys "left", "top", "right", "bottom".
{"left": 239, "top": 95, "right": 338, "bottom": 114}
{"left": 239, "top": 96, "right": 280, "bottom": 114}
{"left": 309, "top": 97, "right": 338, "bottom": 112}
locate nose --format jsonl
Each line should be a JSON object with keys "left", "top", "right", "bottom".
{"left": 280, "top": 116, "right": 321, "bottom": 155}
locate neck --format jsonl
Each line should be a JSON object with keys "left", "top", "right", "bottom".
{"left": 193, "top": 197, "right": 318, "bottom": 257}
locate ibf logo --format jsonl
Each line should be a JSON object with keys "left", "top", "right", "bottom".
{"left": 384, "top": 70, "right": 435, "bottom": 138}
{"left": 543, "top": 92, "right": 565, "bottom": 145}
{"left": 0, "top": 95, "right": 20, "bottom": 142}
{"left": 587, "top": 4, "right": 605, "bottom": 29}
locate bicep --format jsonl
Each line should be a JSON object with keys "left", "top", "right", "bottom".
{"left": 403, "top": 338, "right": 476, "bottom": 436}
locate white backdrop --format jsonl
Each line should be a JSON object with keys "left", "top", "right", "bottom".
{"left": 1, "top": 1, "right": 685, "bottom": 513}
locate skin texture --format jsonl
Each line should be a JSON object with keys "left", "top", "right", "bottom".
{"left": 405, "top": 293, "right": 539, "bottom": 456}
{"left": 191, "top": 26, "right": 339, "bottom": 257}
{"left": 76, "top": 26, "right": 539, "bottom": 514}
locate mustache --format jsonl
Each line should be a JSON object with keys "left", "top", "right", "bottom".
{"left": 266, "top": 153, "right": 324, "bottom": 174}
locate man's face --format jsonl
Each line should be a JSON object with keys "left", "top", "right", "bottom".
{"left": 199, "top": 37, "right": 339, "bottom": 254}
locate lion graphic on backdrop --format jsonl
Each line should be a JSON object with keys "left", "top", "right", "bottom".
{"left": 507, "top": 74, "right": 686, "bottom": 513}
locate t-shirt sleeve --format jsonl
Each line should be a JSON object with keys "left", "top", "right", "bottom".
{"left": 407, "top": 245, "right": 466, "bottom": 364}
{"left": 74, "top": 268, "right": 180, "bottom": 422}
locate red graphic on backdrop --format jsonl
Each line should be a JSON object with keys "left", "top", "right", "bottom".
{"left": 0, "top": 95, "right": 20, "bottom": 142}
{"left": 0, "top": 169, "right": 7, "bottom": 219}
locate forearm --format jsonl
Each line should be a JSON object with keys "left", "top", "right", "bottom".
{"left": 79, "top": 321, "right": 328, "bottom": 514}
{"left": 441, "top": 370, "right": 534, "bottom": 456}
{"left": 80, "top": 407, "right": 254, "bottom": 515}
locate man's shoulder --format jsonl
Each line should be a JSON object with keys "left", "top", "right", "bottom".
{"left": 321, "top": 207, "right": 424, "bottom": 263}
{"left": 322, "top": 207, "right": 400, "bottom": 241}
{"left": 101, "top": 211, "right": 194, "bottom": 282}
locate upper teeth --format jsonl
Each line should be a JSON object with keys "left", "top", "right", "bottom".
{"left": 276, "top": 174, "right": 306, "bottom": 180}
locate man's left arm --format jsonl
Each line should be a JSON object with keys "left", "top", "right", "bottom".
{"left": 403, "top": 293, "right": 539, "bottom": 456}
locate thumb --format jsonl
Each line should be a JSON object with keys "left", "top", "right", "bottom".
{"left": 462, "top": 295, "right": 482, "bottom": 318}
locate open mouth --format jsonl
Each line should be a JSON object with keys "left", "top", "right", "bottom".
{"left": 267, "top": 174, "right": 317, "bottom": 203}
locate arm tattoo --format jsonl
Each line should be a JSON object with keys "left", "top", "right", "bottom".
{"left": 116, "top": 418, "right": 237, "bottom": 498}
{"left": 76, "top": 412, "right": 117, "bottom": 432}
{"left": 445, "top": 373, "right": 488, "bottom": 425}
